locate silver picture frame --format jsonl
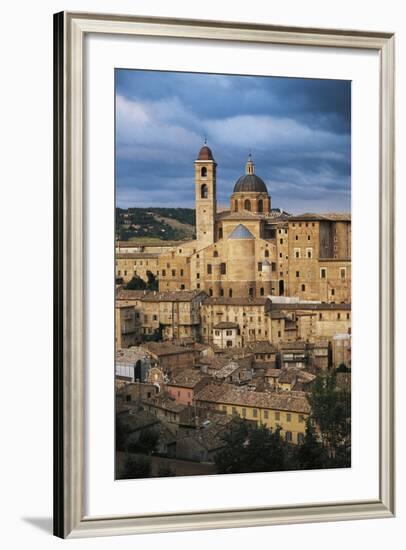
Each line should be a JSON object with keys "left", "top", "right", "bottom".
{"left": 53, "top": 11, "right": 395, "bottom": 538}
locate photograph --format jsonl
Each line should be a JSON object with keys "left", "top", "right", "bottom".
{"left": 114, "top": 69, "right": 352, "bottom": 480}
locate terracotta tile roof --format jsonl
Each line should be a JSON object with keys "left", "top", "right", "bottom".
{"left": 116, "top": 289, "right": 150, "bottom": 300}
{"left": 246, "top": 342, "right": 277, "bottom": 354}
{"left": 141, "top": 290, "right": 206, "bottom": 302}
{"left": 194, "top": 383, "right": 310, "bottom": 414}
{"left": 167, "top": 369, "right": 208, "bottom": 388}
{"left": 288, "top": 212, "right": 351, "bottom": 222}
{"left": 213, "top": 321, "right": 239, "bottom": 329}
{"left": 203, "top": 296, "right": 267, "bottom": 306}
{"left": 116, "top": 252, "right": 159, "bottom": 259}
{"left": 141, "top": 342, "right": 195, "bottom": 357}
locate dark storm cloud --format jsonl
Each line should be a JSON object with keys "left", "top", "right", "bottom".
{"left": 115, "top": 69, "right": 351, "bottom": 213}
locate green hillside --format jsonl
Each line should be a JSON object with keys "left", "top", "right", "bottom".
{"left": 116, "top": 207, "right": 196, "bottom": 242}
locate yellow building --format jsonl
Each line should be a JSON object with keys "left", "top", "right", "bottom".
{"left": 194, "top": 383, "right": 310, "bottom": 444}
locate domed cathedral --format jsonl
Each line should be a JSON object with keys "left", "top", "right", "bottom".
{"left": 190, "top": 144, "right": 278, "bottom": 299}
{"left": 157, "top": 142, "right": 351, "bottom": 304}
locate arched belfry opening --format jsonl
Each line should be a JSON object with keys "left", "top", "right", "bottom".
{"left": 201, "top": 166, "right": 207, "bottom": 177}
{"left": 201, "top": 184, "right": 208, "bottom": 198}
{"left": 258, "top": 199, "right": 264, "bottom": 213}
{"left": 244, "top": 199, "right": 251, "bottom": 211}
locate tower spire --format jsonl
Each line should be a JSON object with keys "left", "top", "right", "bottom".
{"left": 245, "top": 152, "right": 254, "bottom": 175}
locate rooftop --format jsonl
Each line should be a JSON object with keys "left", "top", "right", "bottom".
{"left": 167, "top": 369, "right": 208, "bottom": 388}
{"left": 115, "top": 252, "right": 159, "bottom": 259}
{"left": 141, "top": 342, "right": 195, "bottom": 357}
{"left": 228, "top": 224, "right": 255, "bottom": 240}
{"left": 194, "top": 384, "right": 310, "bottom": 414}
{"left": 213, "top": 321, "right": 239, "bottom": 330}
{"left": 141, "top": 290, "right": 206, "bottom": 302}
{"left": 116, "top": 289, "right": 150, "bottom": 301}
{"left": 246, "top": 342, "right": 277, "bottom": 354}
{"left": 203, "top": 296, "right": 267, "bottom": 306}
{"left": 115, "top": 346, "right": 149, "bottom": 364}
{"left": 288, "top": 213, "right": 351, "bottom": 222}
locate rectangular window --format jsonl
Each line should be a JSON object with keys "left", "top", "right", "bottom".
{"left": 172, "top": 269, "right": 176, "bottom": 277}
{"left": 232, "top": 407, "right": 237, "bottom": 415}
{"left": 180, "top": 269, "right": 184, "bottom": 276}
{"left": 222, "top": 405, "right": 227, "bottom": 412}
{"left": 296, "top": 271, "right": 300, "bottom": 277}
{"left": 286, "top": 413, "right": 291, "bottom": 422}
{"left": 280, "top": 238, "right": 283, "bottom": 245}
{"left": 220, "top": 263, "right": 226, "bottom": 275}
{"left": 340, "top": 267, "right": 346, "bottom": 279}
{"left": 258, "top": 262, "right": 262, "bottom": 272}
{"left": 196, "top": 272, "right": 200, "bottom": 279}
{"left": 162, "top": 269, "right": 166, "bottom": 277}
{"left": 253, "top": 409, "right": 258, "bottom": 418}
{"left": 337, "top": 313, "right": 341, "bottom": 320}
{"left": 319, "top": 313, "right": 322, "bottom": 320}
{"left": 294, "top": 248, "right": 300, "bottom": 259}
{"left": 242, "top": 408, "right": 247, "bottom": 417}
{"left": 271, "top": 262, "right": 276, "bottom": 271}
{"left": 320, "top": 268, "right": 326, "bottom": 279}
{"left": 275, "top": 411, "right": 280, "bottom": 421}
{"left": 331, "top": 289, "right": 335, "bottom": 296}
{"left": 306, "top": 248, "right": 313, "bottom": 258}
{"left": 207, "top": 264, "right": 212, "bottom": 275}
{"left": 301, "top": 284, "right": 306, "bottom": 291}
{"left": 264, "top": 410, "right": 269, "bottom": 419}
{"left": 153, "top": 315, "right": 157, "bottom": 321}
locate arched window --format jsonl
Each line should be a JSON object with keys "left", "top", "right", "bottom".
{"left": 234, "top": 199, "right": 238, "bottom": 212}
{"left": 244, "top": 199, "right": 251, "bottom": 211}
{"left": 201, "top": 166, "right": 207, "bottom": 177}
{"left": 264, "top": 249, "right": 269, "bottom": 258}
{"left": 213, "top": 250, "right": 219, "bottom": 257}
{"left": 258, "top": 199, "right": 264, "bottom": 213}
{"left": 201, "top": 184, "right": 208, "bottom": 198}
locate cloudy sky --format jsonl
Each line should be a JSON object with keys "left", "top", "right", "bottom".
{"left": 115, "top": 69, "right": 351, "bottom": 213}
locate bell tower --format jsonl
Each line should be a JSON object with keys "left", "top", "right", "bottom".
{"left": 195, "top": 141, "right": 217, "bottom": 248}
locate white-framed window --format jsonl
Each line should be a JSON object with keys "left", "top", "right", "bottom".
{"left": 340, "top": 267, "right": 347, "bottom": 279}
{"left": 320, "top": 267, "right": 327, "bottom": 278}
{"left": 306, "top": 247, "right": 313, "bottom": 259}
{"left": 294, "top": 248, "right": 301, "bottom": 259}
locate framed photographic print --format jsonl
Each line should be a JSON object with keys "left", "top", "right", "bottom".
{"left": 54, "top": 12, "right": 395, "bottom": 538}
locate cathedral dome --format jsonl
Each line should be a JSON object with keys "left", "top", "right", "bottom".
{"left": 233, "top": 174, "right": 268, "bottom": 194}
{"left": 197, "top": 144, "right": 214, "bottom": 161}
{"left": 232, "top": 154, "right": 268, "bottom": 194}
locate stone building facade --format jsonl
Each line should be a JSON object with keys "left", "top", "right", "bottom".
{"left": 149, "top": 144, "right": 351, "bottom": 304}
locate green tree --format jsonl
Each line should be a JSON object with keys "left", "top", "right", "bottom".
{"left": 125, "top": 275, "right": 147, "bottom": 290}
{"left": 294, "top": 418, "right": 328, "bottom": 470}
{"left": 307, "top": 370, "right": 351, "bottom": 464}
{"left": 146, "top": 270, "right": 158, "bottom": 291}
{"left": 215, "top": 420, "right": 288, "bottom": 474}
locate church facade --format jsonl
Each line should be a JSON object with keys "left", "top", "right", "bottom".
{"left": 156, "top": 144, "right": 351, "bottom": 304}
